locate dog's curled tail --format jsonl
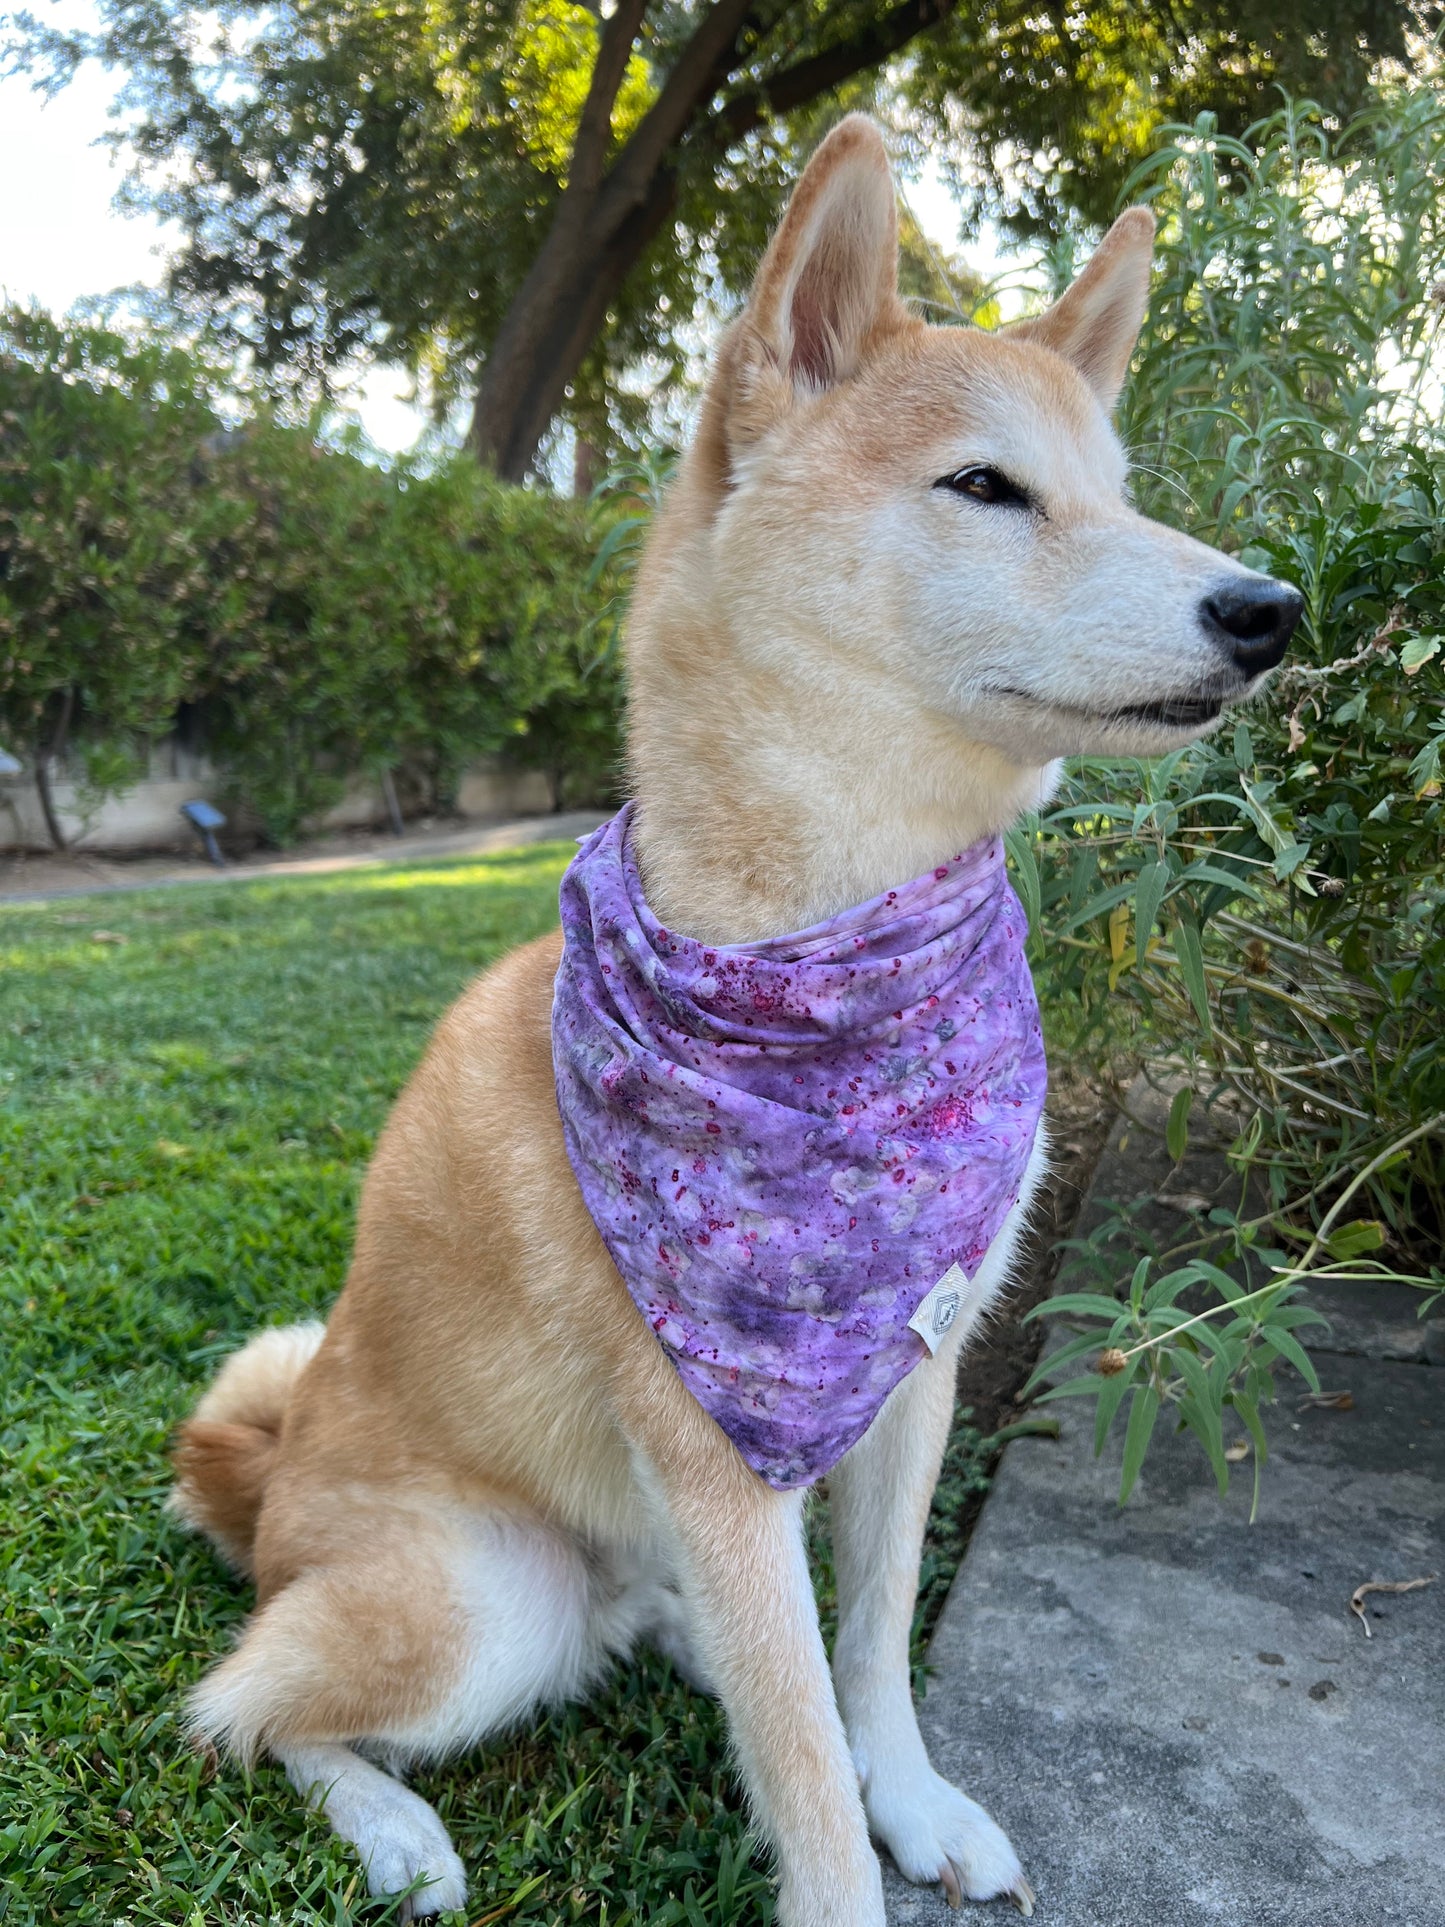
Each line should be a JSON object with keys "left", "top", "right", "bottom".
{"left": 169, "top": 1322, "right": 325, "bottom": 1575}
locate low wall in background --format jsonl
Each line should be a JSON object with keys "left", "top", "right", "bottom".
{"left": 0, "top": 742, "right": 552, "bottom": 853}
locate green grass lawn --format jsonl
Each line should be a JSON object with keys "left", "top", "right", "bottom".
{"left": 0, "top": 845, "right": 990, "bottom": 1926}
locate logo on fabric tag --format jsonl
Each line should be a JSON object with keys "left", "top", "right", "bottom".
{"left": 908, "top": 1262, "right": 968, "bottom": 1354}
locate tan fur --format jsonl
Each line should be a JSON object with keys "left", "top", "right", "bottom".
{"left": 171, "top": 116, "right": 1295, "bottom": 1925}
{"left": 170, "top": 1321, "right": 324, "bottom": 1573}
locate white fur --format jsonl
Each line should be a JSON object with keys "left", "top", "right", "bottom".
{"left": 829, "top": 1135, "right": 1047, "bottom": 1917}
{"left": 195, "top": 1513, "right": 695, "bottom": 1915}
{"left": 682, "top": 393, "right": 1278, "bottom": 936}
{"left": 187, "top": 1509, "right": 677, "bottom": 1769}
{"left": 645, "top": 1474, "right": 887, "bottom": 1927}
{"left": 282, "top": 1744, "right": 469, "bottom": 1920}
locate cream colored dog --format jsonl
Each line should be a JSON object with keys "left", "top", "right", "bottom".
{"left": 171, "top": 116, "right": 1299, "bottom": 1923}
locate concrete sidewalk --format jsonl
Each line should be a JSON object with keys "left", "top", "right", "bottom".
{"left": 0, "top": 809, "right": 607, "bottom": 903}
{"left": 885, "top": 1090, "right": 1444, "bottom": 1926}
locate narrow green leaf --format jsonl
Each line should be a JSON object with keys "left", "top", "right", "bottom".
{"left": 1067, "top": 843, "right": 1099, "bottom": 913}
{"left": 1059, "top": 879, "right": 1139, "bottom": 936}
{"left": 1266, "top": 1304, "right": 1332, "bottom": 1333}
{"left": 1025, "top": 1291, "right": 1129, "bottom": 1324}
{"left": 1165, "top": 1086, "right": 1191, "bottom": 1164}
{"left": 1190, "top": 1318, "right": 1240, "bottom": 1366}
{"left": 1129, "top": 1255, "right": 1151, "bottom": 1313}
{"left": 1119, "top": 1385, "right": 1161, "bottom": 1504}
{"left": 1020, "top": 1329, "right": 1117, "bottom": 1394}
{"left": 1033, "top": 1372, "right": 1110, "bottom": 1403}
{"left": 1246, "top": 1356, "right": 1277, "bottom": 1408}
{"left": 1259, "top": 1326, "right": 1322, "bottom": 1394}
{"left": 1271, "top": 838, "right": 1312, "bottom": 882}
{"left": 1233, "top": 1111, "right": 1264, "bottom": 1166}
{"left": 1003, "top": 823, "right": 1042, "bottom": 938}
{"left": 1093, "top": 1356, "right": 1139, "bottom": 1456}
{"left": 1219, "top": 476, "right": 1252, "bottom": 524}
{"left": 1177, "top": 1388, "right": 1231, "bottom": 1496}
{"left": 1177, "top": 860, "right": 1265, "bottom": 903}
{"left": 1240, "top": 778, "right": 1292, "bottom": 854}
{"left": 1208, "top": 1345, "right": 1235, "bottom": 1403}
{"left": 1232, "top": 1389, "right": 1269, "bottom": 1464}
{"left": 1134, "top": 858, "right": 1168, "bottom": 967}
{"left": 1174, "top": 915, "right": 1212, "bottom": 1032}
{"left": 1147, "top": 1304, "right": 1204, "bottom": 1331}
{"left": 1215, "top": 1320, "right": 1259, "bottom": 1357}
{"left": 1190, "top": 1260, "right": 1248, "bottom": 1301}
{"left": 1143, "top": 1265, "right": 1195, "bottom": 1314}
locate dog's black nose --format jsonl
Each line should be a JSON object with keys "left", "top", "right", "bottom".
{"left": 1201, "top": 580, "right": 1304, "bottom": 676}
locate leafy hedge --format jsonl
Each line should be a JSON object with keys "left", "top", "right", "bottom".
{"left": 0, "top": 311, "right": 622, "bottom": 844}
{"left": 1011, "top": 84, "right": 1445, "bottom": 1499}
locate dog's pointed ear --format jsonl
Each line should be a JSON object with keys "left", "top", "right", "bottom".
{"left": 1010, "top": 207, "right": 1155, "bottom": 410}
{"left": 724, "top": 115, "right": 906, "bottom": 448}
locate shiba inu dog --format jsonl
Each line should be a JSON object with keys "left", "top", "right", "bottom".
{"left": 170, "top": 115, "right": 1299, "bottom": 1924}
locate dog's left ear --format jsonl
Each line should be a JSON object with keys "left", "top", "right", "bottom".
{"left": 724, "top": 114, "right": 907, "bottom": 448}
{"left": 1010, "top": 207, "right": 1156, "bottom": 410}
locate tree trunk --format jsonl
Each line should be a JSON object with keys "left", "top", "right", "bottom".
{"left": 380, "top": 766, "right": 405, "bottom": 836}
{"left": 470, "top": 0, "right": 765, "bottom": 478}
{"left": 470, "top": 168, "right": 681, "bottom": 481}
{"left": 467, "top": 0, "right": 961, "bottom": 481}
{"left": 35, "top": 685, "right": 75, "bottom": 853}
{"left": 573, "top": 431, "right": 606, "bottom": 499}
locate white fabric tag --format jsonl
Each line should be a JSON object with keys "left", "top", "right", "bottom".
{"left": 908, "top": 1261, "right": 969, "bottom": 1355}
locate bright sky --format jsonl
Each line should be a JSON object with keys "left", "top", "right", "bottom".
{"left": 0, "top": 18, "right": 1021, "bottom": 454}
{"left": 0, "top": 62, "right": 174, "bottom": 308}
{"left": 0, "top": 33, "right": 431, "bottom": 451}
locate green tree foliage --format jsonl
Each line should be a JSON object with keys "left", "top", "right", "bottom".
{"left": 5, "top": 0, "right": 1412, "bottom": 477}
{"left": 0, "top": 309, "right": 622, "bottom": 845}
{"left": 0, "top": 312, "right": 222, "bottom": 843}
{"left": 908, "top": 0, "right": 1420, "bottom": 235}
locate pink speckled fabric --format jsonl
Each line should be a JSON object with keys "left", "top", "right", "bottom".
{"left": 551, "top": 804, "right": 1046, "bottom": 1489}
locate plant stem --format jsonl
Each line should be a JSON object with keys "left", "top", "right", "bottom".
{"left": 1111, "top": 1112, "right": 1445, "bottom": 1364}
{"left": 1286, "top": 1112, "right": 1445, "bottom": 1280}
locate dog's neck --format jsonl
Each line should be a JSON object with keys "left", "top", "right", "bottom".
{"left": 626, "top": 617, "right": 1053, "bottom": 947}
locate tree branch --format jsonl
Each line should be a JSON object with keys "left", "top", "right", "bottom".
{"left": 491, "top": 161, "right": 686, "bottom": 478}
{"left": 595, "top": 0, "right": 799, "bottom": 223}
{"left": 716, "top": 0, "right": 959, "bottom": 145}
{"left": 568, "top": 0, "right": 652, "bottom": 197}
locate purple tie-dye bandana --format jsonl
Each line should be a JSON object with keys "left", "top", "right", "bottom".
{"left": 551, "top": 804, "right": 1047, "bottom": 1490}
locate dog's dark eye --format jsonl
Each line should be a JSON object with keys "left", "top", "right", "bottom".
{"left": 935, "top": 465, "right": 1032, "bottom": 508}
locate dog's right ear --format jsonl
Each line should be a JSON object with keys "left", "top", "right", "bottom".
{"left": 720, "top": 115, "right": 906, "bottom": 454}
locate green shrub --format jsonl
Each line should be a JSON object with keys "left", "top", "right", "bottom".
{"left": 1014, "top": 83, "right": 1445, "bottom": 1498}
{"left": 0, "top": 312, "right": 623, "bottom": 845}
{"left": 191, "top": 420, "right": 622, "bottom": 840}
{"left": 0, "top": 311, "right": 220, "bottom": 838}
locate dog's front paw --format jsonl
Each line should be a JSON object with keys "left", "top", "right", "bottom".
{"left": 867, "top": 1766, "right": 1033, "bottom": 1915}
{"left": 357, "top": 1790, "right": 469, "bottom": 1920}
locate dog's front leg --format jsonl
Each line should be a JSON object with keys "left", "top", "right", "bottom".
{"left": 829, "top": 1341, "right": 1035, "bottom": 1915}
{"left": 622, "top": 1377, "right": 884, "bottom": 1927}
